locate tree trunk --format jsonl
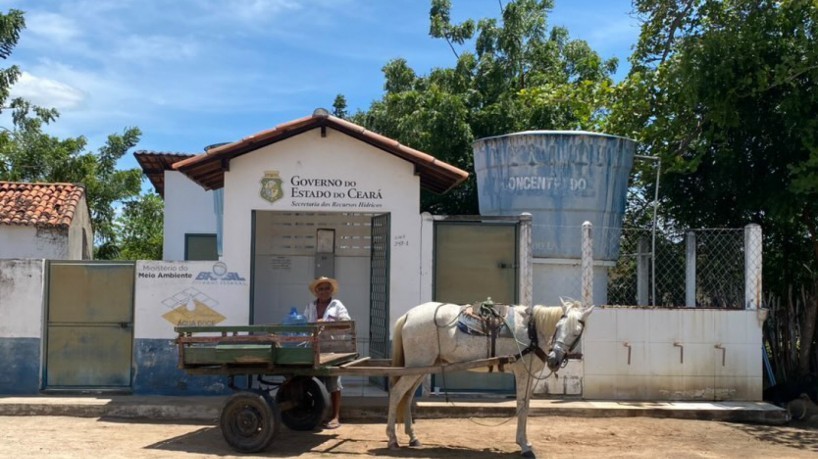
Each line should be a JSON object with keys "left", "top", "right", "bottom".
{"left": 798, "top": 283, "right": 818, "bottom": 376}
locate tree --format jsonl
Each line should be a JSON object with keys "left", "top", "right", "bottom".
{"left": 350, "top": 0, "right": 617, "bottom": 214}
{"left": 607, "top": 0, "right": 818, "bottom": 378}
{"left": 116, "top": 193, "right": 163, "bottom": 260}
{"left": 332, "top": 94, "right": 348, "bottom": 119}
{"left": 0, "top": 9, "right": 143, "bottom": 259}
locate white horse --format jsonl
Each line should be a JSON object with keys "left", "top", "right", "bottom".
{"left": 387, "top": 299, "right": 593, "bottom": 458}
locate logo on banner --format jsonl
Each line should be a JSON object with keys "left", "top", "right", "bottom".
{"left": 161, "top": 288, "right": 226, "bottom": 327}
{"left": 260, "top": 170, "right": 284, "bottom": 203}
{"left": 195, "top": 261, "right": 246, "bottom": 284}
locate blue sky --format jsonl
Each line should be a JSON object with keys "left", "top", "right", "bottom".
{"left": 3, "top": 0, "right": 639, "bottom": 178}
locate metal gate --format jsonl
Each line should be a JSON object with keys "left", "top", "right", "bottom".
{"left": 432, "top": 219, "right": 519, "bottom": 392}
{"left": 44, "top": 261, "right": 135, "bottom": 392}
{"left": 368, "top": 213, "right": 390, "bottom": 360}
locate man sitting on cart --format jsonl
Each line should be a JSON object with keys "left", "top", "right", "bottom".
{"left": 304, "top": 276, "right": 350, "bottom": 430}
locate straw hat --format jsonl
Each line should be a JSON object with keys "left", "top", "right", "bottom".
{"left": 309, "top": 276, "right": 339, "bottom": 296}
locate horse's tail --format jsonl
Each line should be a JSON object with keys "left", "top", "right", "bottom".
{"left": 391, "top": 313, "right": 413, "bottom": 422}
{"left": 390, "top": 313, "right": 407, "bottom": 387}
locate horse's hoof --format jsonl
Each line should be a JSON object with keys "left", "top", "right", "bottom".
{"left": 388, "top": 441, "right": 400, "bottom": 450}
{"left": 521, "top": 450, "right": 536, "bottom": 458}
{"left": 409, "top": 439, "right": 422, "bottom": 447}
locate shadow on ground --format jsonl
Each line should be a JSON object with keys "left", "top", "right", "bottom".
{"left": 734, "top": 417, "right": 818, "bottom": 454}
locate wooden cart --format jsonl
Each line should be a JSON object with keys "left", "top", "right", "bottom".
{"left": 176, "top": 321, "right": 522, "bottom": 453}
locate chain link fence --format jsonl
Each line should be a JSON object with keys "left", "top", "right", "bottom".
{"left": 607, "top": 226, "right": 756, "bottom": 308}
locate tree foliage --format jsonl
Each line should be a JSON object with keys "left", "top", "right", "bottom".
{"left": 607, "top": 0, "right": 818, "bottom": 377}
{"left": 0, "top": 9, "right": 143, "bottom": 259}
{"left": 116, "top": 193, "right": 163, "bottom": 260}
{"left": 351, "top": 0, "right": 617, "bottom": 214}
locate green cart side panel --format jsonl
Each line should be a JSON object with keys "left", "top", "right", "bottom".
{"left": 274, "top": 347, "right": 314, "bottom": 365}
{"left": 184, "top": 345, "right": 276, "bottom": 365}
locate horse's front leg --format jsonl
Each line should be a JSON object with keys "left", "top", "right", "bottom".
{"left": 514, "top": 367, "right": 536, "bottom": 458}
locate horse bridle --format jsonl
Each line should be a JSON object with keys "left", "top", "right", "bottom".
{"left": 518, "top": 314, "right": 586, "bottom": 365}
{"left": 549, "top": 317, "right": 587, "bottom": 367}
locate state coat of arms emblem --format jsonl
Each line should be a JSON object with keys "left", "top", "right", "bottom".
{"left": 260, "top": 170, "right": 284, "bottom": 203}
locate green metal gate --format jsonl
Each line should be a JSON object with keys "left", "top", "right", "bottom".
{"left": 432, "top": 219, "right": 519, "bottom": 393}
{"left": 44, "top": 261, "right": 135, "bottom": 392}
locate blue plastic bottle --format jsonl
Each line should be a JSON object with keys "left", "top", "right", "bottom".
{"left": 282, "top": 307, "right": 308, "bottom": 347}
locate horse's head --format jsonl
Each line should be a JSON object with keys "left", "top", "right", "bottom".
{"left": 546, "top": 299, "right": 594, "bottom": 371}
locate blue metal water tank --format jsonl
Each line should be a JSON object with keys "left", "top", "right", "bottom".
{"left": 474, "top": 131, "right": 636, "bottom": 260}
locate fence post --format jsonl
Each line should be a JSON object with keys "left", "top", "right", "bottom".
{"left": 582, "top": 221, "right": 593, "bottom": 306}
{"left": 637, "top": 236, "right": 650, "bottom": 306}
{"left": 519, "top": 213, "right": 533, "bottom": 307}
{"left": 685, "top": 231, "right": 697, "bottom": 308}
{"left": 744, "top": 224, "right": 762, "bottom": 310}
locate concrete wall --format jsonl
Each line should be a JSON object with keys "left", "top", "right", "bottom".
{"left": 0, "top": 258, "right": 768, "bottom": 400}
{"left": 163, "top": 171, "right": 218, "bottom": 261}
{"left": 0, "top": 226, "right": 68, "bottom": 259}
{"left": 583, "top": 307, "right": 764, "bottom": 401}
{"left": 0, "top": 259, "right": 44, "bottom": 394}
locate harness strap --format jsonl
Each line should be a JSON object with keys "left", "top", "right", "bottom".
{"left": 511, "top": 316, "right": 547, "bottom": 363}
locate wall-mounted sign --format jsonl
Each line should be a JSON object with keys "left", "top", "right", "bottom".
{"left": 135, "top": 261, "right": 249, "bottom": 338}
{"left": 260, "top": 171, "right": 384, "bottom": 210}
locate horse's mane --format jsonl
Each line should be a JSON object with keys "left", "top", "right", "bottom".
{"left": 531, "top": 305, "right": 564, "bottom": 338}
{"left": 532, "top": 298, "right": 585, "bottom": 340}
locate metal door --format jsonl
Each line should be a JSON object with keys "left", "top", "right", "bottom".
{"left": 433, "top": 221, "right": 518, "bottom": 392}
{"left": 45, "top": 261, "right": 135, "bottom": 391}
{"left": 434, "top": 222, "right": 517, "bottom": 304}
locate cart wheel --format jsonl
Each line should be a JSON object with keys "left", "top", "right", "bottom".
{"left": 276, "top": 376, "right": 331, "bottom": 431}
{"left": 219, "top": 391, "right": 281, "bottom": 453}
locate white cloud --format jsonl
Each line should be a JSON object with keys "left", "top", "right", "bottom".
{"left": 228, "top": 0, "right": 303, "bottom": 23}
{"left": 10, "top": 72, "right": 86, "bottom": 110}
{"left": 24, "top": 11, "right": 82, "bottom": 44}
{"left": 114, "top": 35, "right": 200, "bottom": 62}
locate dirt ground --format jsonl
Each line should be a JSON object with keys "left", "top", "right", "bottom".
{"left": 1, "top": 415, "right": 817, "bottom": 458}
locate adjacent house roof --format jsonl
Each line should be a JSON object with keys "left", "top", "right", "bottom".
{"left": 133, "top": 152, "right": 196, "bottom": 197}
{"left": 171, "top": 111, "right": 470, "bottom": 194}
{"left": 0, "top": 182, "right": 86, "bottom": 229}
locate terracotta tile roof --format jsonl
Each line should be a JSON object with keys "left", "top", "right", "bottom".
{"left": 0, "top": 182, "right": 85, "bottom": 228}
{"left": 172, "top": 110, "right": 469, "bottom": 194}
{"left": 134, "top": 151, "right": 196, "bottom": 197}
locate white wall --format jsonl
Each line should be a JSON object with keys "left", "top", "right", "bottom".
{"left": 0, "top": 226, "right": 67, "bottom": 259}
{"left": 0, "top": 259, "right": 44, "bottom": 338}
{"left": 532, "top": 261, "right": 610, "bottom": 306}
{"left": 67, "top": 195, "right": 93, "bottom": 259}
{"left": 163, "top": 170, "right": 218, "bottom": 261}
{"left": 222, "top": 128, "right": 422, "bottom": 333}
{"left": 583, "top": 307, "right": 764, "bottom": 401}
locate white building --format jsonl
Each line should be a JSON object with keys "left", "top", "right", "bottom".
{"left": 0, "top": 181, "right": 93, "bottom": 260}
{"left": 136, "top": 110, "right": 469, "bottom": 352}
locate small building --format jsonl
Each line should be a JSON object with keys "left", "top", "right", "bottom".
{"left": 0, "top": 182, "right": 93, "bottom": 260}
{"left": 135, "top": 110, "right": 471, "bottom": 365}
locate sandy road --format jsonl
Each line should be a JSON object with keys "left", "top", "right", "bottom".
{"left": 1, "top": 415, "right": 816, "bottom": 458}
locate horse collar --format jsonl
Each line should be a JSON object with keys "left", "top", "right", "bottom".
{"left": 523, "top": 316, "right": 548, "bottom": 362}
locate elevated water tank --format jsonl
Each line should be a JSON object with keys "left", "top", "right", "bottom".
{"left": 474, "top": 131, "right": 635, "bottom": 261}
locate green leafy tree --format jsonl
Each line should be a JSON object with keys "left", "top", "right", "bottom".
{"left": 116, "top": 193, "right": 163, "bottom": 260}
{"left": 0, "top": 9, "right": 143, "bottom": 259}
{"left": 332, "top": 94, "right": 348, "bottom": 119}
{"left": 350, "top": 0, "right": 617, "bottom": 214}
{"left": 607, "top": 0, "right": 818, "bottom": 377}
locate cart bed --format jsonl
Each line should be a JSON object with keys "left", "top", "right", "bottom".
{"left": 175, "top": 321, "right": 358, "bottom": 371}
